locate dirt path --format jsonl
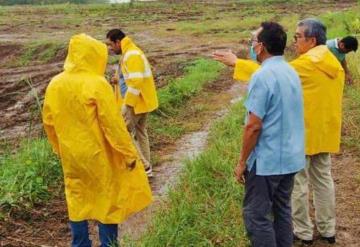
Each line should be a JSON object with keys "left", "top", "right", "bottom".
{"left": 116, "top": 83, "right": 244, "bottom": 243}
{"left": 306, "top": 151, "right": 360, "bottom": 247}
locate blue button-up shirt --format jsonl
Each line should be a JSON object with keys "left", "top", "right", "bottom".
{"left": 118, "top": 64, "right": 128, "bottom": 97}
{"left": 244, "top": 56, "right": 305, "bottom": 176}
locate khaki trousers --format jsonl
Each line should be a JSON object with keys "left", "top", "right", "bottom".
{"left": 122, "top": 105, "right": 151, "bottom": 170}
{"left": 292, "top": 153, "right": 336, "bottom": 240}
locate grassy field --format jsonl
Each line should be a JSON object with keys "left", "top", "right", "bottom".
{"left": 0, "top": 139, "right": 60, "bottom": 216}
{"left": 2, "top": 1, "right": 358, "bottom": 67}
{"left": 1, "top": 0, "right": 360, "bottom": 245}
{"left": 342, "top": 52, "right": 360, "bottom": 152}
{"left": 149, "top": 59, "right": 224, "bottom": 147}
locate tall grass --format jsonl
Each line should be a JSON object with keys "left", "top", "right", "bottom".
{"left": 0, "top": 139, "right": 61, "bottom": 212}
{"left": 321, "top": 8, "right": 360, "bottom": 38}
{"left": 149, "top": 58, "right": 224, "bottom": 143}
{"left": 128, "top": 102, "right": 248, "bottom": 247}
{"left": 341, "top": 51, "right": 360, "bottom": 151}
{"left": 157, "top": 58, "right": 224, "bottom": 115}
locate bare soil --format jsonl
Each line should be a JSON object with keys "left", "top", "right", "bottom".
{"left": 1, "top": 1, "right": 359, "bottom": 246}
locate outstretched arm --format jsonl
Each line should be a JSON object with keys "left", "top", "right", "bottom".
{"left": 213, "top": 50, "right": 260, "bottom": 82}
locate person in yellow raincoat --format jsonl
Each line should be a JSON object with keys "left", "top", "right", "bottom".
{"left": 106, "top": 29, "right": 158, "bottom": 178}
{"left": 213, "top": 18, "right": 344, "bottom": 245}
{"left": 42, "top": 33, "right": 152, "bottom": 247}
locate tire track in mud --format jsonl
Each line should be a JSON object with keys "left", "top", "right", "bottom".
{"left": 0, "top": 40, "right": 239, "bottom": 145}
{"left": 0, "top": 62, "right": 63, "bottom": 142}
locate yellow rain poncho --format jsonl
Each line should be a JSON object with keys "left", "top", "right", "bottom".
{"left": 120, "top": 36, "right": 158, "bottom": 114}
{"left": 42, "top": 34, "right": 152, "bottom": 224}
{"left": 234, "top": 45, "right": 344, "bottom": 155}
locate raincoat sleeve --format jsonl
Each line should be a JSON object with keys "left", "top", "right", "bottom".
{"left": 233, "top": 59, "right": 260, "bottom": 82}
{"left": 123, "top": 54, "right": 146, "bottom": 107}
{"left": 95, "top": 79, "right": 138, "bottom": 165}
{"left": 42, "top": 96, "right": 60, "bottom": 155}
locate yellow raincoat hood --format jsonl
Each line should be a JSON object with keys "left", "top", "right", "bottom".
{"left": 64, "top": 33, "right": 108, "bottom": 75}
{"left": 233, "top": 45, "right": 344, "bottom": 155}
{"left": 42, "top": 34, "right": 152, "bottom": 224}
{"left": 305, "top": 45, "right": 341, "bottom": 79}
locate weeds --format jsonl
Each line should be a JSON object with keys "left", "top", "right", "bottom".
{"left": 10, "top": 40, "right": 65, "bottom": 67}
{"left": 0, "top": 139, "right": 61, "bottom": 212}
{"left": 341, "top": 52, "right": 360, "bottom": 151}
{"left": 148, "top": 58, "right": 224, "bottom": 147}
{"left": 157, "top": 58, "right": 224, "bottom": 115}
{"left": 127, "top": 102, "right": 248, "bottom": 247}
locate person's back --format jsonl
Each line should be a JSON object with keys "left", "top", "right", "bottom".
{"left": 291, "top": 44, "right": 344, "bottom": 154}
{"left": 326, "top": 38, "right": 345, "bottom": 62}
{"left": 246, "top": 56, "right": 304, "bottom": 175}
{"left": 43, "top": 33, "right": 152, "bottom": 246}
{"left": 46, "top": 72, "right": 104, "bottom": 151}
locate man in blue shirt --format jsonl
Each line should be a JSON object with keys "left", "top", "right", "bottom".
{"left": 214, "top": 22, "right": 305, "bottom": 247}
{"left": 327, "top": 36, "right": 358, "bottom": 84}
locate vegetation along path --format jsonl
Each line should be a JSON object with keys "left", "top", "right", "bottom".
{"left": 1, "top": 1, "right": 360, "bottom": 246}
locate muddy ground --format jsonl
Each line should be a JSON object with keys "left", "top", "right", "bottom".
{"left": 0, "top": 0, "right": 357, "bottom": 144}
{"left": 1, "top": 1, "right": 360, "bottom": 246}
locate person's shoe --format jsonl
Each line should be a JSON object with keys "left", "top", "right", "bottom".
{"left": 321, "top": 236, "right": 336, "bottom": 244}
{"left": 293, "top": 235, "right": 314, "bottom": 246}
{"left": 145, "top": 167, "right": 153, "bottom": 178}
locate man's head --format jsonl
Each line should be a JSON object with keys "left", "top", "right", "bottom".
{"left": 294, "top": 18, "right": 327, "bottom": 55}
{"left": 106, "top": 29, "right": 126, "bottom": 55}
{"left": 338, "top": 36, "right": 358, "bottom": 53}
{"left": 250, "top": 22, "right": 287, "bottom": 63}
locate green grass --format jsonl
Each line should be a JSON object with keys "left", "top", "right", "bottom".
{"left": 320, "top": 8, "right": 360, "bottom": 38}
{"left": 341, "top": 52, "right": 360, "bottom": 151}
{"left": 148, "top": 58, "right": 224, "bottom": 146}
{"left": 0, "top": 139, "right": 61, "bottom": 212}
{"left": 157, "top": 58, "right": 224, "bottom": 115}
{"left": 127, "top": 102, "right": 248, "bottom": 247}
{"left": 10, "top": 40, "right": 65, "bottom": 67}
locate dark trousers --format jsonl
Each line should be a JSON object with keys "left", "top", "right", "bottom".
{"left": 243, "top": 166, "right": 295, "bottom": 247}
{"left": 70, "top": 221, "right": 119, "bottom": 247}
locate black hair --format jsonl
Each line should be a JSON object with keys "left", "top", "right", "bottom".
{"left": 340, "top": 36, "right": 358, "bottom": 52}
{"left": 257, "top": 22, "right": 287, "bottom": 56}
{"left": 106, "top": 29, "right": 126, "bottom": 42}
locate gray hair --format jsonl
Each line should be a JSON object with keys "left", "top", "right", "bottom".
{"left": 297, "top": 18, "right": 327, "bottom": 45}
